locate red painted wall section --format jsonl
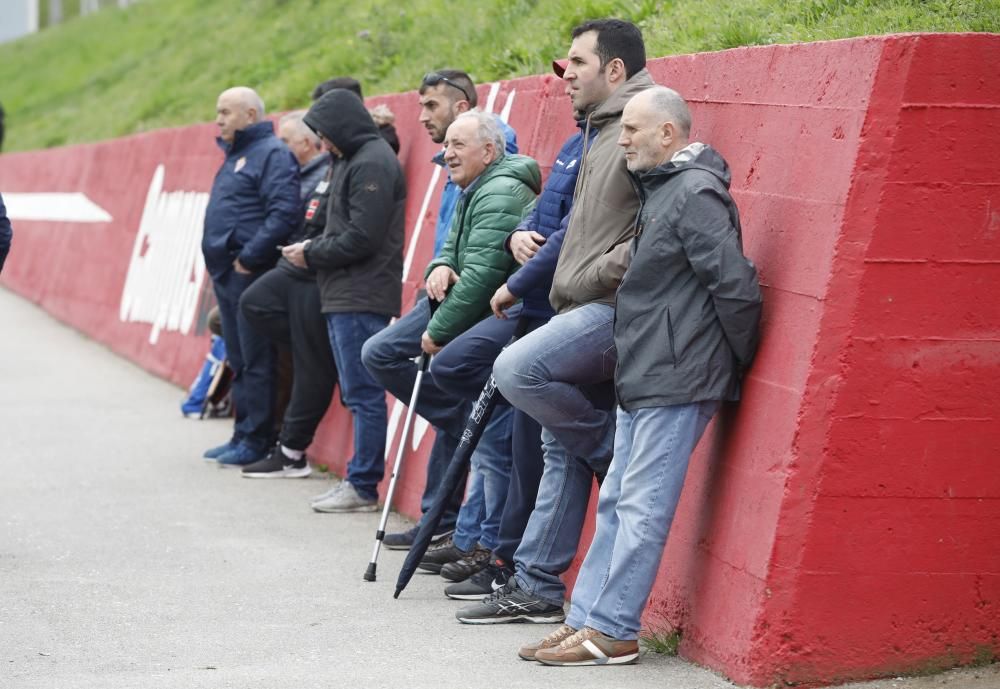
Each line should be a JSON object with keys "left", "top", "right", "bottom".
{"left": 1, "top": 34, "right": 996, "bottom": 687}
{"left": 747, "top": 34, "right": 1000, "bottom": 686}
{"left": 639, "top": 37, "right": 886, "bottom": 682}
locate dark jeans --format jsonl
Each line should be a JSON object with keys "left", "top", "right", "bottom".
{"left": 240, "top": 268, "right": 337, "bottom": 451}
{"left": 325, "top": 312, "right": 391, "bottom": 500}
{"left": 361, "top": 299, "right": 469, "bottom": 530}
{"left": 430, "top": 305, "right": 548, "bottom": 563}
{"left": 214, "top": 269, "right": 274, "bottom": 450}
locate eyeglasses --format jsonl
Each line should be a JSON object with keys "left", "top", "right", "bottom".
{"left": 422, "top": 72, "right": 473, "bottom": 103}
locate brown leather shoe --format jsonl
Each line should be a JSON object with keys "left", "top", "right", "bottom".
{"left": 533, "top": 626, "right": 639, "bottom": 666}
{"left": 517, "top": 624, "right": 577, "bottom": 661}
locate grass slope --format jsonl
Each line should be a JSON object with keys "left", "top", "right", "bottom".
{"left": 0, "top": 0, "right": 997, "bottom": 152}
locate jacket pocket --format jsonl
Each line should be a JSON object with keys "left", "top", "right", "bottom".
{"left": 666, "top": 307, "right": 677, "bottom": 365}
{"left": 617, "top": 303, "right": 674, "bottom": 377}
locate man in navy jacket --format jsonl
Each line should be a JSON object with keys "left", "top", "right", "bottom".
{"left": 201, "top": 86, "right": 301, "bottom": 465}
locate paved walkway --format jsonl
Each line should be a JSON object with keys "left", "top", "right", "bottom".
{"left": 1, "top": 287, "right": 996, "bottom": 689}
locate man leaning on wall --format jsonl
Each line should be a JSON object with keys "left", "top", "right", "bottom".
{"left": 528, "top": 86, "right": 763, "bottom": 666}
{"left": 457, "top": 18, "right": 653, "bottom": 626}
{"left": 200, "top": 86, "right": 301, "bottom": 467}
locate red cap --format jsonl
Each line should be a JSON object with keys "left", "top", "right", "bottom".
{"left": 552, "top": 59, "right": 568, "bottom": 78}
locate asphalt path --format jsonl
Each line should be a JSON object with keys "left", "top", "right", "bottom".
{"left": 1, "top": 287, "right": 996, "bottom": 689}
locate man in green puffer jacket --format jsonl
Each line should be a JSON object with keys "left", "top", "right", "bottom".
{"left": 420, "top": 114, "right": 541, "bottom": 351}
{"left": 362, "top": 109, "right": 541, "bottom": 533}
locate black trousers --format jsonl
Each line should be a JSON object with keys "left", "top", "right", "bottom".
{"left": 240, "top": 268, "right": 338, "bottom": 451}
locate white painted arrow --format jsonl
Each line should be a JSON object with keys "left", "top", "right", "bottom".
{"left": 3, "top": 192, "right": 113, "bottom": 223}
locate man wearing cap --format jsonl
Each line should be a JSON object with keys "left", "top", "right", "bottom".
{"left": 457, "top": 18, "right": 655, "bottom": 626}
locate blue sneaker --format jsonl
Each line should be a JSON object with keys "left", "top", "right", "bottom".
{"left": 203, "top": 439, "right": 238, "bottom": 461}
{"left": 218, "top": 442, "right": 267, "bottom": 467}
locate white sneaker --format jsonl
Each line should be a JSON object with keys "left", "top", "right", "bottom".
{"left": 310, "top": 482, "right": 344, "bottom": 504}
{"left": 312, "top": 482, "right": 378, "bottom": 513}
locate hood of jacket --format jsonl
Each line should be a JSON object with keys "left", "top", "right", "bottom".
{"left": 472, "top": 153, "right": 542, "bottom": 195}
{"left": 638, "top": 143, "right": 732, "bottom": 191}
{"left": 588, "top": 68, "right": 656, "bottom": 130}
{"left": 303, "top": 89, "right": 379, "bottom": 159}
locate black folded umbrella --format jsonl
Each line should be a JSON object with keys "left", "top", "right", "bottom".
{"left": 394, "top": 317, "right": 529, "bottom": 598}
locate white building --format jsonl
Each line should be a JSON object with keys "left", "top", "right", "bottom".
{"left": 0, "top": 0, "right": 39, "bottom": 45}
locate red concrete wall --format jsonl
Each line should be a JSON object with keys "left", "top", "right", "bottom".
{"left": 1, "top": 33, "right": 996, "bottom": 687}
{"left": 748, "top": 33, "right": 1000, "bottom": 686}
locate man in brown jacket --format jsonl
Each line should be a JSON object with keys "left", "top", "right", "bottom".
{"left": 457, "top": 18, "right": 655, "bottom": 625}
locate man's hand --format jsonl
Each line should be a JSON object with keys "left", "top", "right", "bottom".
{"left": 490, "top": 283, "right": 518, "bottom": 319}
{"left": 233, "top": 258, "right": 252, "bottom": 274}
{"left": 510, "top": 230, "right": 545, "bottom": 265}
{"left": 420, "top": 330, "right": 443, "bottom": 355}
{"left": 426, "top": 265, "right": 459, "bottom": 302}
{"left": 282, "top": 241, "right": 309, "bottom": 269}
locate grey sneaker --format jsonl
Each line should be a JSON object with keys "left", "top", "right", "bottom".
{"left": 417, "top": 537, "right": 467, "bottom": 574}
{"left": 440, "top": 542, "right": 491, "bottom": 582}
{"left": 311, "top": 482, "right": 378, "bottom": 513}
{"left": 455, "top": 579, "right": 566, "bottom": 625}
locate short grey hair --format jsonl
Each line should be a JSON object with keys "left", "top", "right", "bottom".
{"left": 646, "top": 86, "right": 691, "bottom": 137}
{"left": 279, "top": 110, "right": 319, "bottom": 146}
{"left": 454, "top": 110, "right": 506, "bottom": 157}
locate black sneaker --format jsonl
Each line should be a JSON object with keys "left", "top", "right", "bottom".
{"left": 440, "top": 543, "right": 491, "bottom": 582}
{"left": 417, "top": 537, "right": 468, "bottom": 574}
{"left": 444, "top": 558, "right": 513, "bottom": 600}
{"left": 455, "top": 579, "right": 566, "bottom": 624}
{"left": 241, "top": 445, "right": 311, "bottom": 479}
{"left": 383, "top": 525, "right": 455, "bottom": 551}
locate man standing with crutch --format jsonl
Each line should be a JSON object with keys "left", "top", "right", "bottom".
{"left": 361, "top": 111, "right": 539, "bottom": 576}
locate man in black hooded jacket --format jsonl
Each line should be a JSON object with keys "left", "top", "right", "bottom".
{"left": 281, "top": 89, "right": 406, "bottom": 512}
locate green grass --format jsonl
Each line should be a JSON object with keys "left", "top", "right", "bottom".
{"left": 0, "top": 0, "right": 997, "bottom": 152}
{"left": 640, "top": 627, "right": 682, "bottom": 656}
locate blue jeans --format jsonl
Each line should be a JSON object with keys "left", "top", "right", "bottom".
{"left": 213, "top": 269, "right": 274, "bottom": 450}
{"left": 493, "top": 303, "right": 616, "bottom": 461}
{"left": 325, "top": 312, "right": 390, "bottom": 500}
{"left": 494, "top": 303, "right": 617, "bottom": 603}
{"left": 431, "top": 308, "right": 523, "bottom": 553}
{"left": 566, "top": 402, "right": 718, "bottom": 640}
{"left": 361, "top": 299, "right": 469, "bottom": 528}
{"left": 451, "top": 405, "right": 513, "bottom": 552}
{"left": 432, "top": 306, "right": 552, "bottom": 564}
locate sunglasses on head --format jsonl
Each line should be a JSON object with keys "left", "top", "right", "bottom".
{"left": 422, "top": 72, "right": 473, "bottom": 103}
